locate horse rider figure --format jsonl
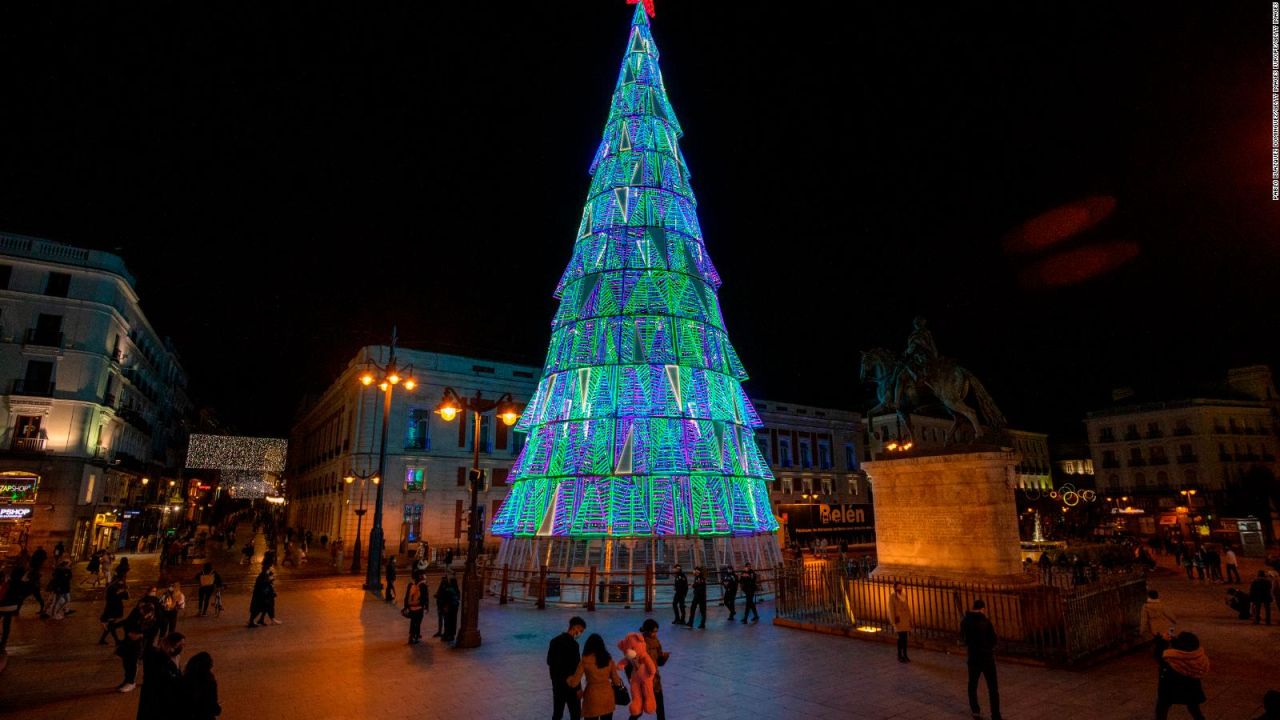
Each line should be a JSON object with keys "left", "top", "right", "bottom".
{"left": 903, "top": 315, "right": 937, "bottom": 383}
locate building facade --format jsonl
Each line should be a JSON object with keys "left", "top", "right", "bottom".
{"left": 0, "top": 233, "right": 191, "bottom": 558}
{"left": 751, "top": 400, "right": 871, "bottom": 545}
{"left": 865, "top": 413, "right": 1052, "bottom": 490}
{"left": 287, "top": 348, "right": 540, "bottom": 558}
{"left": 1084, "top": 366, "right": 1279, "bottom": 537}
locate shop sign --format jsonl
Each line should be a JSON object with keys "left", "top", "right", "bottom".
{"left": 0, "top": 472, "right": 39, "bottom": 503}
{"left": 0, "top": 505, "right": 34, "bottom": 520}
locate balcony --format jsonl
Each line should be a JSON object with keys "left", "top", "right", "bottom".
{"left": 1176, "top": 454, "right": 1199, "bottom": 464}
{"left": 23, "top": 328, "right": 65, "bottom": 349}
{"left": 11, "top": 379, "right": 55, "bottom": 397}
{"left": 117, "top": 407, "right": 153, "bottom": 435}
{"left": 10, "top": 437, "right": 46, "bottom": 452}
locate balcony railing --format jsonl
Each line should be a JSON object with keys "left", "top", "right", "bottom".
{"left": 23, "top": 328, "right": 64, "bottom": 348}
{"left": 11, "top": 437, "right": 46, "bottom": 452}
{"left": 11, "top": 379, "right": 55, "bottom": 396}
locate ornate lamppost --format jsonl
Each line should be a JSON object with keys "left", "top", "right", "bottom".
{"left": 342, "top": 470, "right": 379, "bottom": 574}
{"left": 355, "top": 330, "right": 417, "bottom": 593}
{"left": 433, "top": 387, "right": 520, "bottom": 649}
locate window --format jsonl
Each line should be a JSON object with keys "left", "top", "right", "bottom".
{"left": 848, "top": 477, "right": 859, "bottom": 495}
{"left": 778, "top": 438, "right": 792, "bottom": 467}
{"left": 820, "top": 478, "right": 833, "bottom": 496}
{"left": 492, "top": 468, "right": 510, "bottom": 487}
{"left": 1099, "top": 427, "right": 1115, "bottom": 442}
{"left": 496, "top": 413, "right": 510, "bottom": 450}
{"left": 405, "top": 468, "right": 425, "bottom": 492}
{"left": 21, "top": 360, "right": 54, "bottom": 395}
{"left": 456, "top": 466, "right": 467, "bottom": 487}
{"left": 781, "top": 478, "right": 793, "bottom": 494}
{"left": 799, "top": 440, "right": 812, "bottom": 469}
{"left": 801, "top": 478, "right": 813, "bottom": 494}
{"left": 405, "top": 409, "right": 431, "bottom": 451}
{"left": 817, "top": 440, "right": 832, "bottom": 470}
{"left": 845, "top": 444, "right": 856, "bottom": 470}
{"left": 403, "top": 503, "right": 422, "bottom": 542}
{"left": 44, "top": 272, "right": 70, "bottom": 297}
{"left": 0, "top": 265, "right": 11, "bottom": 289}
{"left": 512, "top": 430, "right": 527, "bottom": 456}
{"left": 475, "top": 414, "right": 492, "bottom": 453}
{"left": 755, "top": 435, "right": 771, "bottom": 464}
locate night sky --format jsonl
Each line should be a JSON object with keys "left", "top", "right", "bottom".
{"left": 1, "top": 1, "right": 1276, "bottom": 440}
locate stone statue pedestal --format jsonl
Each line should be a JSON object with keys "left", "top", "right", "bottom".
{"left": 864, "top": 449, "right": 1032, "bottom": 585}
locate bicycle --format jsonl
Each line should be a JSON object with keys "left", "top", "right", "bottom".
{"left": 212, "top": 588, "right": 224, "bottom": 618}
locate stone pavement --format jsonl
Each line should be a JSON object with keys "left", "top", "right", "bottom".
{"left": 2, "top": 554, "right": 1278, "bottom": 719}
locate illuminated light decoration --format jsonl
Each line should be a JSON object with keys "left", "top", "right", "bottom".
{"left": 492, "top": 4, "right": 780, "bottom": 584}
{"left": 186, "top": 434, "right": 288, "bottom": 500}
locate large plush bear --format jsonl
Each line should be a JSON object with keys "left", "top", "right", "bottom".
{"left": 617, "top": 631, "right": 657, "bottom": 717}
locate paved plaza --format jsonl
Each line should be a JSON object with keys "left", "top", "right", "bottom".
{"left": 2, "top": 553, "right": 1278, "bottom": 719}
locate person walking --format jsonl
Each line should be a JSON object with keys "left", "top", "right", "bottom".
{"left": 1250, "top": 570, "right": 1274, "bottom": 625}
{"left": 671, "top": 565, "right": 687, "bottom": 625}
{"left": 49, "top": 560, "right": 72, "bottom": 619}
{"left": 115, "top": 598, "right": 158, "bottom": 693}
{"left": 1192, "top": 548, "right": 1205, "bottom": 582}
{"left": 85, "top": 551, "right": 103, "bottom": 588}
{"left": 685, "top": 568, "right": 707, "bottom": 629}
{"left": 739, "top": 563, "right": 759, "bottom": 624}
{"left": 385, "top": 556, "right": 398, "bottom": 603}
{"left": 720, "top": 565, "right": 738, "bottom": 621}
{"left": 0, "top": 565, "right": 28, "bottom": 653}
{"left": 889, "top": 581, "right": 913, "bottom": 663}
{"left": 568, "top": 632, "right": 623, "bottom": 720}
{"left": 99, "top": 572, "right": 130, "bottom": 645}
{"left": 1224, "top": 547, "right": 1242, "bottom": 584}
{"left": 403, "top": 569, "right": 429, "bottom": 644}
{"left": 433, "top": 575, "right": 449, "bottom": 638}
{"left": 1141, "top": 589, "right": 1178, "bottom": 660}
{"left": 441, "top": 576, "right": 460, "bottom": 642}
{"left": 194, "top": 564, "right": 223, "bottom": 617}
{"left": 53, "top": 541, "right": 65, "bottom": 562}
{"left": 240, "top": 541, "right": 254, "bottom": 566}
{"left": 247, "top": 568, "right": 273, "bottom": 628}
{"left": 960, "top": 599, "right": 1001, "bottom": 720}
{"left": 158, "top": 582, "right": 186, "bottom": 637}
{"left": 548, "top": 616, "right": 587, "bottom": 720}
{"left": 182, "top": 651, "right": 222, "bottom": 720}
{"left": 138, "top": 631, "right": 185, "bottom": 718}
{"left": 639, "top": 618, "right": 670, "bottom": 720}
{"left": 1156, "top": 631, "right": 1209, "bottom": 720}
{"left": 1181, "top": 551, "right": 1194, "bottom": 580}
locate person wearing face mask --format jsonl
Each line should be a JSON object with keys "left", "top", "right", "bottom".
{"left": 138, "top": 631, "right": 185, "bottom": 719}
{"left": 685, "top": 568, "right": 707, "bottom": 629}
{"left": 158, "top": 583, "right": 186, "bottom": 637}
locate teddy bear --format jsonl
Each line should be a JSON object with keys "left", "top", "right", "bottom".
{"left": 617, "top": 631, "right": 657, "bottom": 717}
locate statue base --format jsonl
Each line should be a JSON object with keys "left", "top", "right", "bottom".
{"left": 864, "top": 449, "right": 1034, "bottom": 586}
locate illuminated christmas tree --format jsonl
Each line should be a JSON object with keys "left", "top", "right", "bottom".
{"left": 492, "top": 1, "right": 780, "bottom": 582}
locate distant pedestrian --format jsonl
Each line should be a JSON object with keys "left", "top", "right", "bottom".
{"left": 889, "top": 581, "right": 913, "bottom": 662}
{"left": 1224, "top": 548, "right": 1241, "bottom": 584}
{"left": 1250, "top": 571, "right": 1274, "bottom": 625}
{"left": 1206, "top": 547, "right": 1222, "bottom": 583}
{"left": 158, "top": 582, "right": 186, "bottom": 636}
{"left": 247, "top": 568, "right": 277, "bottom": 627}
{"left": 115, "top": 556, "right": 130, "bottom": 581}
{"left": 547, "top": 616, "right": 586, "bottom": 720}
{"left": 1141, "top": 590, "right": 1177, "bottom": 659}
{"left": 1182, "top": 552, "right": 1194, "bottom": 580}
{"left": 1157, "top": 631, "right": 1209, "bottom": 720}
{"left": 433, "top": 575, "right": 449, "bottom": 637}
{"left": 671, "top": 565, "right": 687, "bottom": 625}
{"left": 1038, "top": 553, "right": 1052, "bottom": 583}
{"left": 319, "top": 533, "right": 328, "bottom": 549}
{"left": 182, "top": 651, "right": 222, "bottom": 720}
{"left": 685, "top": 567, "right": 707, "bottom": 629}
{"left": 567, "top": 632, "right": 622, "bottom": 720}
{"left": 720, "top": 565, "right": 738, "bottom": 621}
{"left": 960, "top": 599, "right": 1001, "bottom": 720}
{"left": 138, "top": 631, "right": 185, "bottom": 718}
{"left": 240, "top": 541, "right": 254, "bottom": 566}
{"left": 441, "top": 576, "right": 460, "bottom": 642}
{"left": 85, "top": 551, "right": 103, "bottom": 588}
{"left": 195, "top": 564, "right": 223, "bottom": 616}
{"left": 1192, "top": 549, "right": 1205, "bottom": 581}
{"left": 49, "top": 560, "right": 72, "bottom": 619}
{"left": 385, "top": 556, "right": 398, "bottom": 603}
{"left": 23, "top": 562, "right": 48, "bottom": 619}
{"left": 99, "top": 572, "right": 130, "bottom": 645}
{"left": 739, "top": 563, "right": 759, "bottom": 623}
{"left": 116, "top": 598, "right": 158, "bottom": 692}
{"left": 30, "top": 545, "right": 47, "bottom": 572}
{"left": 403, "top": 570, "right": 428, "bottom": 644}
{"left": 53, "top": 541, "right": 65, "bottom": 562}
{"left": 445, "top": 548, "right": 454, "bottom": 566}
{"left": 0, "top": 565, "right": 28, "bottom": 653}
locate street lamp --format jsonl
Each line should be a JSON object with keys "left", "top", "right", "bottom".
{"left": 433, "top": 386, "right": 520, "bottom": 649}
{"left": 355, "top": 329, "right": 417, "bottom": 594}
{"left": 343, "top": 471, "right": 379, "bottom": 573}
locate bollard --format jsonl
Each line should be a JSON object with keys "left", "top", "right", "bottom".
{"left": 500, "top": 564, "right": 510, "bottom": 605}
{"left": 586, "top": 566, "right": 597, "bottom": 612}
{"left": 644, "top": 564, "right": 654, "bottom": 612}
{"left": 536, "top": 565, "right": 548, "bottom": 610}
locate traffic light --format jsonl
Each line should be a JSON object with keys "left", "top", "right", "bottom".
{"left": 469, "top": 469, "right": 485, "bottom": 489}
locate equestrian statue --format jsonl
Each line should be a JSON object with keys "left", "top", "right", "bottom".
{"left": 859, "top": 316, "right": 1006, "bottom": 445}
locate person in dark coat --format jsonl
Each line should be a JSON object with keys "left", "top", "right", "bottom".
{"left": 384, "top": 556, "right": 398, "bottom": 603}
{"left": 99, "top": 572, "right": 130, "bottom": 645}
{"left": 138, "top": 632, "right": 185, "bottom": 719}
{"left": 671, "top": 565, "right": 688, "bottom": 625}
{"left": 960, "top": 599, "right": 1001, "bottom": 720}
{"left": 1157, "top": 631, "right": 1209, "bottom": 720}
{"left": 116, "top": 599, "right": 159, "bottom": 693}
{"left": 0, "top": 565, "right": 29, "bottom": 653}
{"left": 441, "top": 576, "right": 460, "bottom": 642}
{"left": 1250, "top": 571, "right": 1274, "bottom": 625}
{"left": 547, "top": 616, "right": 586, "bottom": 720}
{"left": 433, "top": 575, "right": 449, "bottom": 638}
{"left": 720, "top": 566, "right": 738, "bottom": 621}
{"left": 182, "top": 651, "right": 221, "bottom": 720}
{"left": 739, "top": 563, "right": 760, "bottom": 623}
{"left": 246, "top": 568, "right": 277, "bottom": 627}
{"left": 685, "top": 567, "right": 707, "bottom": 629}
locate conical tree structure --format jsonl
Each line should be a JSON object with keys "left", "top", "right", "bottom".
{"left": 491, "top": 4, "right": 777, "bottom": 543}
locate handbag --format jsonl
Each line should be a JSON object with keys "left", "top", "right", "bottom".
{"left": 613, "top": 680, "right": 630, "bottom": 707}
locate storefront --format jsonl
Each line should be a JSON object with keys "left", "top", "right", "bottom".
{"left": 778, "top": 502, "right": 875, "bottom": 547}
{"left": 92, "top": 512, "right": 124, "bottom": 553}
{"left": 0, "top": 471, "right": 40, "bottom": 557}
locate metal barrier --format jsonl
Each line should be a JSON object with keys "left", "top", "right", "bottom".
{"left": 484, "top": 562, "right": 778, "bottom": 610}
{"left": 774, "top": 561, "right": 1146, "bottom": 665}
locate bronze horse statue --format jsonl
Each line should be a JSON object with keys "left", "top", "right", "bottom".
{"left": 859, "top": 347, "right": 1006, "bottom": 445}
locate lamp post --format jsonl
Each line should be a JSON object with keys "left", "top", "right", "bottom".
{"left": 355, "top": 329, "right": 417, "bottom": 594}
{"left": 343, "top": 471, "right": 379, "bottom": 573}
{"left": 434, "top": 386, "right": 520, "bottom": 649}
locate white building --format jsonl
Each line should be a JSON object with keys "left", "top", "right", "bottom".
{"left": 287, "top": 347, "right": 540, "bottom": 558}
{"left": 0, "top": 232, "right": 191, "bottom": 558}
